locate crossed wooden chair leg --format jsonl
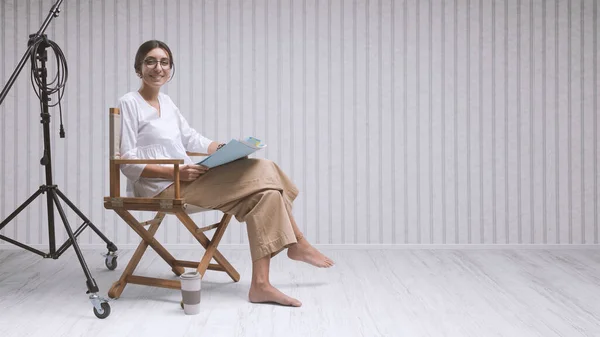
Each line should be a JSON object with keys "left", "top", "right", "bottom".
{"left": 108, "top": 210, "right": 240, "bottom": 299}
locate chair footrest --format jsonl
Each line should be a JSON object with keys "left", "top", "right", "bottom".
{"left": 173, "top": 260, "right": 200, "bottom": 268}
{"left": 172, "top": 260, "right": 227, "bottom": 272}
{"left": 127, "top": 275, "right": 181, "bottom": 290}
{"left": 196, "top": 223, "right": 220, "bottom": 232}
{"left": 207, "top": 263, "right": 226, "bottom": 272}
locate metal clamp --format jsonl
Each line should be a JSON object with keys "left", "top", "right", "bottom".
{"left": 110, "top": 198, "right": 123, "bottom": 208}
{"left": 159, "top": 200, "right": 173, "bottom": 209}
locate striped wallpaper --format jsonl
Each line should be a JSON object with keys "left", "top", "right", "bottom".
{"left": 0, "top": 0, "right": 598, "bottom": 247}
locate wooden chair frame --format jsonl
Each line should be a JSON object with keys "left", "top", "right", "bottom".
{"left": 104, "top": 107, "right": 239, "bottom": 299}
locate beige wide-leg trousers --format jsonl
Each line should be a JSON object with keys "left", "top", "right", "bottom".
{"left": 157, "top": 158, "right": 299, "bottom": 261}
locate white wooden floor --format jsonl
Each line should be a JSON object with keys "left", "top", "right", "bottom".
{"left": 1, "top": 248, "right": 600, "bottom": 337}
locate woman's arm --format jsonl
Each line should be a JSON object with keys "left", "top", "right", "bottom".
{"left": 207, "top": 141, "right": 223, "bottom": 155}
{"left": 138, "top": 118, "right": 221, "bottom": 180}
{"left": 177, "top": 108, "right": 215, "bottom": 154}
{"left": 141, "top": 164, "right": 209, "bottom": 181}
{"left": 119, "top": 99, "right": 147, "bottom": 182}
{"left": 140, "top": 164, "right": 175, "bottom": 179}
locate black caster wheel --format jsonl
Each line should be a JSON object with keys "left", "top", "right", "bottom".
{"left": 93, "top": 302, "right": 111, "bottom": 319}
{"left": 105, "top": 256, "right": 117, "bottom": 270}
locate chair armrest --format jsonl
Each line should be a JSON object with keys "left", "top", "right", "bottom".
{"left": 109, "top": 158, "right": 184, "bottom": 198}
{"left": 186, "top": 152, "right": 208, "bottom": 157}
{"left": 112, "top": 159, "right": 184, "bottom": 165}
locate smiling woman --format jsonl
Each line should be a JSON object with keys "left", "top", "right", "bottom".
{"left": 133, "top": 40, "right": 175, "bottom": 116}
{"left": 134, "top": 40, "right": 175, "bottom": 81}
{"left": 115, "top": 40, "right": 334, "bottom": 307}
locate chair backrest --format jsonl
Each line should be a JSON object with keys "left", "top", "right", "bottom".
{"left": 109, "top": 108, "right": 121, "bottom": 159}
{"left": 109, "top": 108, "right": 121, "bottom": 197}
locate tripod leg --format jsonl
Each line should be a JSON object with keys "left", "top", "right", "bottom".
{"left": 54, "top": 220, "right": 90, "bottom": 257}
{"left": 50, "top": 191, "right": 99, "bottom": 293}
{"left": 53, "top": 188, "right": 117, "bottom": 252}
{"left": 0, "top": 188, "right": 48, "bottom": 257}
{"left": 0, "top": 235, "right": 47, "bottom": 256}
{"left": 0, "top": 188, "right": 45, "bottom": 232}
{"left": 50, "top": 190, "right": 111, "bottom": 318}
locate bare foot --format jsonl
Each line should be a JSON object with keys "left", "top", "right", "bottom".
{"left": 248, "top": 283, "right": 302, "bottom": 307}
{"left": 287, "top": 238, "right": 334, "bottom": 268}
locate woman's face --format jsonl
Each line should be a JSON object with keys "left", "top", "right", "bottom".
{"left": 139, "top": 47, "right": 171, "bottom": 89}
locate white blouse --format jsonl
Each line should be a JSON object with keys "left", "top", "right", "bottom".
{"left": 118, "top": 91, "right": 213, "bottom": 197}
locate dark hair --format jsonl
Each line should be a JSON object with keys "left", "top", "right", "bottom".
{"left": 134, "top": 40, "right": 175, "bottom": 79}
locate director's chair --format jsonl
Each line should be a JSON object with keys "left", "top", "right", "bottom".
{"left": 103, "top": 107, "right": 240, "bottom": 300}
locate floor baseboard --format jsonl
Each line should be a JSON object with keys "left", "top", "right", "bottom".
{"left": 1, "top": 243, "right": 599, "bottom": 250}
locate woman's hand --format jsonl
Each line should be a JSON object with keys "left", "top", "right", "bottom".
{"left": 179, "top": 164, "right": 209, "bottom": 181}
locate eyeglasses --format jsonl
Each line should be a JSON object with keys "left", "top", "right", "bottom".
{"left": 144, "top": 58, "right": 171, "bottom": 68}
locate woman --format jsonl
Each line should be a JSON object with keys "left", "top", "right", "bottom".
{"left": 118, "top": 40, "right": 333, "bottom": 307}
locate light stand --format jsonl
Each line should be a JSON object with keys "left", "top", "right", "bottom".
{"left": 0, "top": 0, "right": 117, "bottom": 319}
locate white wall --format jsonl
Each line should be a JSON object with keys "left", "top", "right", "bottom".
{"left": 0, "top": 0, "right": 598, "bottom": 247}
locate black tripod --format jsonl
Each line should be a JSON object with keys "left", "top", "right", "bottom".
{"left": 0, "top": 0, "right": 117, "bottom": 319}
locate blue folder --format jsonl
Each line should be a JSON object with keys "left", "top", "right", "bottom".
{"left": 197, "top": 137, "right": 266, "bottom": 168}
